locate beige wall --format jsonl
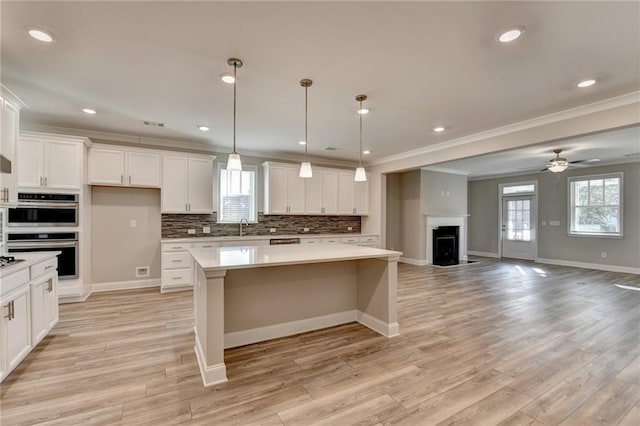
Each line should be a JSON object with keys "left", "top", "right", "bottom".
{"left": 92, "top": 187, "right": 161, "bottom": 283}
{"left": 420, "top": 170, "right": 468, "bottom": 216}
{"left": 468, "top": 162, "right": 640, "bottom": 268}
{"left": 385, "top": 173, "right": 401, "bottom": 251}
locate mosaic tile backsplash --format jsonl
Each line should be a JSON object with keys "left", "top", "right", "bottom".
{"left": 162, "top": 213, "right": 362, "bottom": 239}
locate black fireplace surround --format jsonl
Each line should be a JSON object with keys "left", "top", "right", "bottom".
{"left": 433, "top": 226, "right": 459, "bottom": 266}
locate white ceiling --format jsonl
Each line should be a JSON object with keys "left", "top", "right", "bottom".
{"left": 2, "top": 1, "right": 639, "bottom": 164}
{"left": 426, "top": 125, "right": 640, "bottom": 179}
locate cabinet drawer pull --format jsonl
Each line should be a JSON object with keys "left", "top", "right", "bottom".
{"left": 121, "top": 174, "right": 124, "bottom": 183}
{"left": 171, "top": 246, "right": 182, "bottom": 250}
{"left": 172, "top": 276, "right": 182, "bottom": 280}
{"left": 171, "top": 259, "right": 182, "bottom": 263}
{"left": 3, "top": 302, "right": 11, "bottom": 319}
{"left": 129, "top": 175, "right": 132, "bottom": 184}
{"left": 44, "top": 177, "right": 48, "bottom": 187}
{"left": 40, "top": 176, "right": 44, "bottom": 187}
{"left": 201, "top": 245, "right": 212, "bottom": 248}
{"left": 44, "top": 265, "right": 55, "bottom": 270}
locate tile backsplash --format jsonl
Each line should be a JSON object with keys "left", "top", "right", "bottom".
{"left": 162, "top": 213, "right": 362, "bottom": 239}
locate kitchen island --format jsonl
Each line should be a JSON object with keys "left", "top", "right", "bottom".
{"left": 189, "top": 243, "right": 402, "bottom": 386}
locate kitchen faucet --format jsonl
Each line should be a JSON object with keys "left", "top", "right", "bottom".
{"left": 239, "top": 218, "right": 249, "bottom": 237}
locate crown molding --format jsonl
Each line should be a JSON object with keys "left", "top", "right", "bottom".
{"left": 369, "top": 91, "right": 640, "bottom": 167}
{"left": 420, "top": 166, "right": 471, "bottom": 176}
{"left": 1, "top": 84, "right": 29, "bottom": 109}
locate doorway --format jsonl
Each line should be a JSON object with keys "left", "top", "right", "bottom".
{"left": 499, "top": 182, "right": 537, "bottom": 260}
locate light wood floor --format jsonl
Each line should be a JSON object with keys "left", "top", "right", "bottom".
{"left": 1, "top": 258, "right": 639, "bottom": 425}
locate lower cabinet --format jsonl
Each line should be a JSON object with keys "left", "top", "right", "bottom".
{"left": 161, "top": 241, "right": 221, "bottom": 293}
{"left": 1, "top": 285, "right": 31, "bottom": 381}
{"left": 30, "top": 272, "right": 58, "bottom": 346}
{"left": 1, "top": 257, "right": 59, "bottom": 383}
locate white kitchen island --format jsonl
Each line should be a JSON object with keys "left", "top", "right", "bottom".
{"left": 189, "top": 243, "right": 402, "bottom": 386}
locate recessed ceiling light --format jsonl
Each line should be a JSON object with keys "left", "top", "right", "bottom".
{"left": 357, "top": 108, "right": 369, "bottom": 115}
{"left": 82, "top": 108, "right": 97, "bottom": 115}
{"left": 197, "top": 125, "right": 210, "bottom": 131}
{"left": 577, "top": 79, "right": 596, "bottom": 88}
{"left": 498, "top": 26, "right": 525, "bottom": 43}
{"left": 362, "top": 150, "right": 371, "bottom": 155}
{"left": 28, "top": 28, "right": 54, "bottom": 43}
{"left": 433, "top": 126, "right": 445, "bottom": 132}
{"left": 298, "top": 141, "right": 307, "bottom": 145}
{"left": 220, "top": 73, "right": 235, "bottom": 84}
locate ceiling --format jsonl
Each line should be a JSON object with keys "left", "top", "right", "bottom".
{"left": 2, "top": 1, "right": 639, "bottom": 164}
{"left": 426, "top": 125, "right": 640, "bottom": 179}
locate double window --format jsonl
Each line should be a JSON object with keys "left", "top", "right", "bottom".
{"left": 218, "top": 165, "right": 257, "bottom": 223}
{"left": 569, "top": 173, "right": 622, "bottom": 237}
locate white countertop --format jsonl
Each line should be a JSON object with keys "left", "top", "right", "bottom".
{"left": 0, "top": 251, "right": 61, "bottom": 279}
{"left": 189, "top": 243, "right": 401, "bottom": 272}
{"left": 162, "top": 233, "right": 377, "bottom": 243}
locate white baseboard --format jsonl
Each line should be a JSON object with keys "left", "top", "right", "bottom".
{"left": 357, "top": 311, "right": 400, "bottom": 338}
{"left": 92, "top": 278, "right": 160, "bottom": 293}
{"left": 536, "top": 258, "right": 640, "bottom": 275}
{"left": 399, "top": 257, "right": 428, "bottom": 266}
{"left": 160, "top": 284, "right": 193, "bottom": 294}
{"left": 468, "top": 250, "right": 499, "bottom": 258}
{"left": 58, "top": 291, "right": 91, "bottom": 304}
{"left": 224, "top": 310, "right": 358, "bottom": 349}
{"left": 194, "top": 329, "right": 227, "bottom": 387}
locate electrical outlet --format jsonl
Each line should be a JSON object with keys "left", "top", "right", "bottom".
{"left": 549, "top": 220, "right": 560, "bottom": 226}
{"left": 347, "top": 226, "right": 353, "bottom": 231}
{"left": 135, "top": 266, "right": 150, "bottom": 278}
{"left": 130, "top": 219, "right": 137, "bottom": 228}
{"left": 203, "top": 226, "right": 211, "bottom": 234}
{"left": 270, "top": 228, "right": 276, "bottom": 233}
{"left": 188, "top": 229, "right": 196, "bottom": 234}
{"left": 303, "top": 228, "right": 309, "bottom": 232}
{"left": 601, "top": 252, "right": 607, "bottom": 258}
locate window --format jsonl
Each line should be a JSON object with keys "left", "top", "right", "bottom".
{"left": 507, "top": 198, "right": 532, "bottom": 241}
{"left": 218, "top": 165, "right": 257, "bottom": 223}
{"left": 569, "top": 173, "right": 622, "bottom": 236}
{"left": 502, "top": 183, "right": 535, "bottom": 195}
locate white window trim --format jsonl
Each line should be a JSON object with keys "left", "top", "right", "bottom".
{"left": 217, "top": 163, "right": 259, "bottom": 224}
{"left": 567, "top": 172, "right": 623, "bottom": 238}
{"left": 500, "top": 180, "right": 537, "bottom": 196}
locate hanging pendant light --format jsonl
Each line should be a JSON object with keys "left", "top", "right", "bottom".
{"left": 299, "top": 79, "right": 313, "bottom": 178}
{"left": 354, "top": 94, "right": 367, "bottom": 182}
{"left": 226, "top": 58, "right": 243, "bottom": 171}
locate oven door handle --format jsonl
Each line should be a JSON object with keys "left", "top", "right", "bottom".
{"left": 7, "top": 241, "right": 78, "bottom": 249}
{"left": 15, "top": 203, "right": 78, "bottom": 208}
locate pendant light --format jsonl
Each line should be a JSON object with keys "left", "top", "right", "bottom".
{"left": 299, "top": 79, "right": 313, "bottom": 178}
{"left": 354, "top": 94, "right": 367, "bottom": 182}
{"left": 226, "top": 58, "right": 243, "bottom": 171}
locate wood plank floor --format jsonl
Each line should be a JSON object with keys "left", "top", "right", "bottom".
{"left": 1, "top": 258, "right": 639, "bottom": 425}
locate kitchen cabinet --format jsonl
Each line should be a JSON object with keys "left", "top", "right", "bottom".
{"left": 30, "top": 271, "right": 58, "bottom": 346}
{"left": 321, "top": 170, "right": 339, "bottom": 215}
{"left": 17, "top": 136, "right": 83, "bottom": 190}
{"left": 1, "top": 286, "right": 31, "bottom": 380}
{"left": 89, "top": 146, "right": 161, "bottom": 188}
{"left": 161, "top": 241, "right": 221, "bottom": 292}
{"left": 162, "top": 155, "right": 214, "bottom": 214}
{"left": 0, "top": 94, "right": 20, "bottom": 206}
{"left": 262, "top": 162, "right": 305, "bottom": 214}
{"left": 338, "top": 171, "right": 355, "bottom": 215}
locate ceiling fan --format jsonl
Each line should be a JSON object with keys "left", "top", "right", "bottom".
{"left": 541, "top": 149, "right": 600, "bottom": 173}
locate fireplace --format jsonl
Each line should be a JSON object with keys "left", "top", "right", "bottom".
{"left": 433, "top": 226, "right": 459, "bottom": 266}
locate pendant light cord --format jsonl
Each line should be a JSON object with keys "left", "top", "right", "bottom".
{"left": 304, "top": 85, "right": 308, "bottom": 161}
{"left": 359, "top": 99, "right": 363, "bottom": 167}
{"left": 232, "top": 62, "right": 237, "bottom": 155}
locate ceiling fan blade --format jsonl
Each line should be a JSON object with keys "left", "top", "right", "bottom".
{"left": 570, "top": 158, "right": 600, "bottom": 164}
{"left": 539, "top": 167, "right": 550, "bottom": 172}
{"left": 570, "top": 162, "right": 591, "bottom": 168}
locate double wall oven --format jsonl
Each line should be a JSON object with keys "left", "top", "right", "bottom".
{"left": 6, "top": 193, "right": 80, "bottom": 280}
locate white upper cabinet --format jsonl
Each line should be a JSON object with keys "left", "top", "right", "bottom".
{"left": 262, "top": 162, "right": 305, "bottom": 214}
{"left": 89, "top": 146, "right": 161, "bottom": 188}
{"left": 18, "top": 135, "right": 83, "bottom": 191}
{"left": 354, "top": 178, "right": 369, "bottom": 215}
{"left": 162, "top": 154, "right": 214, "bottom": 214}
{"left": 1, "top": 94, "right": 21, "bottom": 206}
{"left": 263, "top": 163, "right": 368, "bottom": 216}
{"left": 338, "top": 171, "right": 355, "bottom": 215}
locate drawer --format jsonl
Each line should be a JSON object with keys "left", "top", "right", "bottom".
{"left": 162, "top": 269, "right": 192, "bottom": 287}
{"left": 339, "top": 237, "right": 360, "bottom": 244}
{"left": 360, "top": 236, "right": 378, "bottom": 243}
{"left": 322, "top": 238, "right": 339, "bottom": 244}
{"left": 193, "top": 242, "right": 220, "bottom": 249}
{"left": 163, "top": 242, "right": 192, "bottom": 251}
{"left": 31, "top": 257, "right": 58, "bottom": 280}
{"left": 301, "top": 239, "right": 321, "bottom": 244}
{"left": 162, "top": 252, "right": 193, "bottom": 269}
{"left": 0, "top": 269, "right": 30, "bottom": 298}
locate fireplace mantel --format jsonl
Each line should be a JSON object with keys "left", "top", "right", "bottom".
{"left": 425, "top": 215, "right": 468, "bottom": 265}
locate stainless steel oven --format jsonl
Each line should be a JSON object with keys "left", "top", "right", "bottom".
{"left": 7, "top": 232, "right": 79, "bottom": 279}
{"left": 8, "top": 193, "right": 79, "bottom": 227}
